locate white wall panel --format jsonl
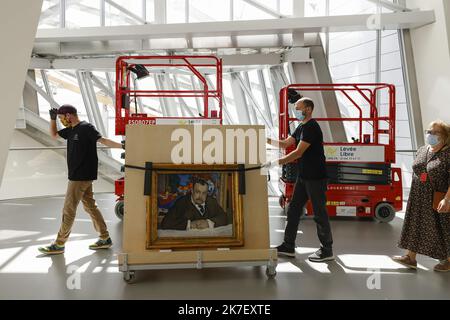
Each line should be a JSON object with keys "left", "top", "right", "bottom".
{"left": 0, "top": 0, "right": 43, "bottom": 188}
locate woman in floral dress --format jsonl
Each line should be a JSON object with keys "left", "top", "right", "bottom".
{"left": 393, "top": 120, "right": 450, "bottom": 272}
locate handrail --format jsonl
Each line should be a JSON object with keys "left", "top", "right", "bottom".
{"left": 279, "top": 83, "right": 397, "bottom": 163}
{"left": 115, "top": 55, "right": 223, "bottom": 136}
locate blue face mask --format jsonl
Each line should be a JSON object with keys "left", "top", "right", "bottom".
{"left": 293, "top": 109, "right": 306, "bottom": 121}
{"left": 426, "top": 134, "right": 440, "bottom": 147}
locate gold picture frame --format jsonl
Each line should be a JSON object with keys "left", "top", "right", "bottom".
{"left": 146, "top": 164, "right": 244, "bottom": 249}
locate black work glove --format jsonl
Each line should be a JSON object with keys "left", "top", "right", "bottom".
{"left": 49, "top": 108, "right": 58, "bottom": 120}
{"left": 287, "top": 88, "right": 302, "bottom": 104}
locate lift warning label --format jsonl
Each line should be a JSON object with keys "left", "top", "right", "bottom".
{"left": 324, "top": 145, "right": 385, "bottom": 162}
{"left": 336, "top": 206, "right": 357, "bottom": 216}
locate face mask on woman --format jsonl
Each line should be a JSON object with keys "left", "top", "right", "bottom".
{"left": 426, "top": 133, "right": 440, "bottom": 147}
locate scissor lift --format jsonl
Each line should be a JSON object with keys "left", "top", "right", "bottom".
{"left": 278, "top": 84, "right": 403, "bottom": 222}
{"left": 114, "top": 55, "right": 223, "bottom": 219}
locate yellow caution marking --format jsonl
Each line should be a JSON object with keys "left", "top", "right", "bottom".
{"left": 362, "top": 169, "right": 383, "bottom": 175}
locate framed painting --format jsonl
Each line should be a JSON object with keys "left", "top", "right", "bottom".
{"left": 146, "top": 164, "right": 244, "bottom": 249}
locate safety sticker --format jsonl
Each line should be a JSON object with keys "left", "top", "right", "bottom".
{"left": 362, "top": 169, "right": 383, "bottom": 175}
{"left": 336, "top": 206, "right": 357, "bottom": 216}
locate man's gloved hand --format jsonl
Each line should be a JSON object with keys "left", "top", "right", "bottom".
{"left": 261, "top": 159, "right": 279, "bottom": 170}
{"left": 49, "top": 108, "right": 58, "bottom": 121}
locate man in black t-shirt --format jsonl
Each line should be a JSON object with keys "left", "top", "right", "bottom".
{"left": 39, "top": 105, "right": 123, "bottom": 255}
{"left": 265, "top": 97, "right": 334, "bottom": 262}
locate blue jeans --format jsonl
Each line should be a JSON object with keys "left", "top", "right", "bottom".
{"left": 284, "top": 177, "right": 333, "bottom": 253}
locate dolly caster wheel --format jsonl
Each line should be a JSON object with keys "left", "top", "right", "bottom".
{"left": 266, "top": 265, "right": 277, "bottom": 278}
{"left": 123, "top": 271, "right": 135, "bottom": 283}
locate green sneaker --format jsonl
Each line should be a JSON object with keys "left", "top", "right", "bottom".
{"left": 89, "top": 238, "right": 112, "bottom": 250}
{"left": 38, "top": 243, "right": 65, "bottom": 255}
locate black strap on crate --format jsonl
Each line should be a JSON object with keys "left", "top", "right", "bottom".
{"left": 125, "top": 163, "right": 263, "bottom": 196}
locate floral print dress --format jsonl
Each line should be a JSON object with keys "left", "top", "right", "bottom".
{"left": 398, "top": 145, "right": 450, "bottom": 260}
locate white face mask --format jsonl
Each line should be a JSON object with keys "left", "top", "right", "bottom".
{"left": 293, "top": 109, "right": 306, "bottom": 121}
{"left": 426, "top": 133, "right": 440, "bottom": 147}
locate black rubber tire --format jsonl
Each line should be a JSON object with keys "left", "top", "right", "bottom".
{"left": 115, "top": 200, "right": 124, "bottom": 220}
{"left": 374, "top": 202, "right": 396, "bottom": 223}
{"left": 279, "top": 195, "right": 286, "bottom": 209}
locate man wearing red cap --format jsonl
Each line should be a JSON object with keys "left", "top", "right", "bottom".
{"left": 39, "top": 105, "right": 123, "bottom": 255}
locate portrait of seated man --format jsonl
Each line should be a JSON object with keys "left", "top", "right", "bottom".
{"left": 160, "top": 178, "right": 228, "bottom": 230}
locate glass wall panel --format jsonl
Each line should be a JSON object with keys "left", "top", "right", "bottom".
{"left": 189, "top": 0, "right": 230, "bottom": 22}
{"left": 105, "top": 0, "right": 144, "bottom": 26}
{"left": 233, "top": 0, "right": 275, "bottom": 20}
{"left": 39, "top": 0, "right": 60, "bottom": 28}
{"left": 66, "top": 0, "right": 100, "bottom": 27}
{"left": 167, "top": 0, "right": 186, "bottom": 23}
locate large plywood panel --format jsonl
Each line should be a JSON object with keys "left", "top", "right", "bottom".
{"left": 122, "top": 125, "right": 271, "bottom": 264}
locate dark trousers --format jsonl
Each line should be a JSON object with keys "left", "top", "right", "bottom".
{"left": 284, "top": 177, "right": 333, "bottom": 253}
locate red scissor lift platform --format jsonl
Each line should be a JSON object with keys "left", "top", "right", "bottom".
{"left": 114, "top": 55, "right": 223, "bottom": 219}
{"left": 278, "top": 84, "right": 402, "bottom": 222}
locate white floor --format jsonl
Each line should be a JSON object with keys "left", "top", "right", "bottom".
{"left": 0, "top": 194, "right": 448, "bottom": 300}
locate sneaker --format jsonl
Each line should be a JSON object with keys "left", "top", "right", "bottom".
{"left": 89, "top": 238, "right": 112, "bottom": 250}
{"left": 308, "top": 248, "right": 335, "bottom": 262}
{"left": 433, "top": 260, "right": 450, "bottom": 272}
{"left": 38, "top": 243, "right": 65, "bottom": 255}
{"left": 391, "top": 255, "right": 417, "bottom": 269}
{"left": 275, "top": 243, "right": 295, "bottom": 257}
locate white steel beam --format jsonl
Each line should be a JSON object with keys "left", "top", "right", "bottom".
{"left": 292, "top": 0, "right": 305, "bottom": 46}
{"left": 25, "top": 75, "right": 60, "bottom": 109}
{"left": 154, "top": 0, "right": 166, "bottom": 24}
{"left": 106, "top": 72, "right": 114, "bottom": 93}
{"left": 170, "top": 75, "right": 197, "bottom": 117}
{"left": 142, "top": 0, "right": 146, "bottom": 21}
{"left": 154, "top": 75, "right": 169, "bottom": 116}
{"left": 241, "top": 72, "right": 258, "bottom": 123}
{"left": 101, "top": 0, "right": 106, "bottom": 26}
{"left": 90, "top": 73, "right": 115, "bottom": 98}
{"left": 76, "top": 71, "right": 96, "bottom": 125}
{"left": 221, "top": 53, "right": 282, "bottom": 66}
{"left": 40, "top": 70, "right": 52, "bottom": 96}
{"left": 235, "top": 73, "right": 273, "bottom": 129}
{"left": 85, "top": 71, "right": 108, "bottom": 137}
{"left": 29, "top": 53, "right": 288, "bottom": 70}
{"left": 257, "top": 69, "right": 273, "bottom": 125}
{"left": 60, "top": 0, "right": 66, "bottom": 28}
{"left": 230, "top": 73, "right": 251, "bottom": 124}
{"left": 191, "top": 76, "right": 203, "bottom": 114}
{"left": 35, "top": 11, "right": 435, "bottom": 43}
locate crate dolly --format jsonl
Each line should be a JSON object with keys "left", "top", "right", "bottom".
{"left": 278, "top": 83, "right": 403, "bottom": 222}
